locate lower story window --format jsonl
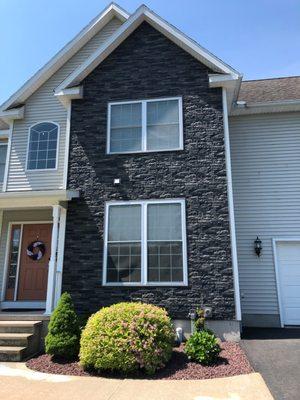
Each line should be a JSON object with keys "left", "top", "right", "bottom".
{"left": 104, "top": 199, "right": 187, "bottom": 286}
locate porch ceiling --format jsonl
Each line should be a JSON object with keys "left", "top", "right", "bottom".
{"left": 0, "top": 190, "right": 79, "bottom": 209}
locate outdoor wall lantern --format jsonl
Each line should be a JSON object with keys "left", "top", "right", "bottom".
{"left": 254, "top": 236, "right": 262, "bottom": 257}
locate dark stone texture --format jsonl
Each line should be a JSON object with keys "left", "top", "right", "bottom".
{"left": 63, "top": 22, "right": 235, "bottom": 320}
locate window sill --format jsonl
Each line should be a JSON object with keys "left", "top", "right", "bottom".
{"left": 106, "top": 147, "right": 184, "bottom": 156}
{"left": 25, "top": 167, "right": 58, "bottom": 172}
{"left": 102, "top": 282, "right": 188, "bottom": 287}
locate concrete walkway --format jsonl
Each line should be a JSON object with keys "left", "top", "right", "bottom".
{"left": 241, "top": 328, "right": 300, "bottom": 400}
{"left": 0, "top": 362, "right": 273, "bottom": 400}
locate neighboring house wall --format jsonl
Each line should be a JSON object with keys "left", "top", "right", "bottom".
{"left": 230, "top": 112, "right": 300, "bottom": 327}
{"left": 0, "top": 209, "right": 52, "bottom": 300}
{"left": 6, "top": 17, "right": 122, "bottom": 192}
{"left": 63, "top": 22, "right": 235, "bottom": 320}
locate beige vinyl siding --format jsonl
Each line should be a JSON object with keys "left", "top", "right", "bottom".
{"left": 230, "top": 112, "right": 300, "bottom": 316}
{"left": 0, "top": 209, "right": 52, "bottom": 300}
{"left": 7, "top": 17, "right": 122, "bottom": 192}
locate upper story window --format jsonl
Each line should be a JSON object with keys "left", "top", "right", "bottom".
{"left": 103, "top": 199, "right": 187, "bottom": 286}
{"left": 107, "top": 97, "right": 183, "bottom": 154}
{"left": 0, "top": 140, "right": 8, "bottom": 186}
{"left": 27, "top": 122, "right": 59, "bottom": 170}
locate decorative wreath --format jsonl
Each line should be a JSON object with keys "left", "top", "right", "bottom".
{"left": 26, "top": 241, "right": 46, "bottom": 261}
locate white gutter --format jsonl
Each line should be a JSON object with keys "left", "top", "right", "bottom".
{"left": 222, "top": 88, "right": 242, "bottom": 321}
{"left": 55, "top": 86, "right": 83, "bottom": 108}
{"left": 0, "top": 189, "right": 79, "bottom": 200}
{"left": 231, "top": 98, "right": 300, "bottom": 116}
{"left": 0, "top": 106, "right": 25, "bottom": 123}
{"left": 209, "top": 74, "right": 242, "bottom": 113}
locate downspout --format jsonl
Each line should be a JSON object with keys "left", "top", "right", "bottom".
{"left": 222, "top": 88, "right": 242, "bottom": 321}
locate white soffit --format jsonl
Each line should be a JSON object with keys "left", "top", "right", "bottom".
{"left": 55, "top": 4, "right": 241, "bottom": 93}
{"left": 0, "top": 3, "right": 129, "bottom": 112}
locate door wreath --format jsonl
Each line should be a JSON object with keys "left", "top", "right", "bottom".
{"left": 26, "top": 241, "right": 46, "bottom": 261}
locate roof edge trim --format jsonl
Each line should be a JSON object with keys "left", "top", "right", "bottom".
{"left": 55, "top": 4, "right": 241, "bottom": 93}
{"left": 0, "top": 3, "right": 129, "bottom": 111}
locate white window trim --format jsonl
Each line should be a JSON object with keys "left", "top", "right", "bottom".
{"left": 25, "top": 121, "right": 60, "bottom": 172}
{"left": 103, "top": 198, "right": 188, "bottom": 286}
{"left": 106, "top": 97, "right": 183, "bottom": 155}
{"left": 0, "top": 140, "right": 8, "bottom": 190}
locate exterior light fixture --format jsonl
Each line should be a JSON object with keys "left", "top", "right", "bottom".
{"left": 254, "top": 236, "right": 262, "bottom": 257}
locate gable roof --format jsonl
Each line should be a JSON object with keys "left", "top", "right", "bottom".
{"left": 238, "top": 76, "right": 300, "bottom": 104}
{"left": 0, "top": 3, "right": 129, "bottom": 112}
{"left": 55, "top": 4, "right": 241, "bottom": 93}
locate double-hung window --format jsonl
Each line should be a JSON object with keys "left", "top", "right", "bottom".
{"left": 0, "top": 140, "right": 8, "bottom": 188}
{"left": 27, "top": 122, "right": 59, "bottom": 170}
{"left": 107, "top": 97, "right": 183, "bottom": 154}
{"left": 103, "top": 199, "right": 187, "bottom": 286}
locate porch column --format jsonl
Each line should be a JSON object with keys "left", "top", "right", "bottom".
{"left": 45, "top": 205, "right": 61, "bottom": 315}
{"left": 54, "top": 206, "right": 67, "bottom": 307}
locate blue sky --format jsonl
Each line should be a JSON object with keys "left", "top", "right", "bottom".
{"left": 1, "top": 0, "right": 299, "bottom": 105}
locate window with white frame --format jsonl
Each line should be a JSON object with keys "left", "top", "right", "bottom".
{"left": 27, "top": 122, "right": 59, "bottom": 170}
{"left": 107, "top": 97, "right": 183, "bottom": 154}
{"left": 0, "top": 140, "right": 8, "bottom": 186}
{"left": 104, "top": 199, "right": 187, "bottom": 285}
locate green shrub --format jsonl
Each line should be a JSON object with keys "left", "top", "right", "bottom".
{"left": 185, "top": 329, "right": 221, "bottom": 365}
{"left": 45, "top": 292, "right": 80, "bottom": 359}
{"left": 80, "top": 302, "right": 174, "bottom": 375}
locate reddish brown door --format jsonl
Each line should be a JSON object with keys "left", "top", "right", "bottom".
{"left": 17, "top": 224, "right": 52, "bottom": 301}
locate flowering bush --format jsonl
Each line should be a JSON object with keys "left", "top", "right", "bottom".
{"left": 79, "top": 302, "right": 174, "bottom": 375}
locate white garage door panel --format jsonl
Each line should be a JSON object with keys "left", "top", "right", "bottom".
{"left": 285, "top": 308, "right": 300, "bottom": 324}
{"left": 277, "top": 241, "right": 300, "bottom": 325}
{"left": 283, "top": 286, "right": 300, "bottom": 298}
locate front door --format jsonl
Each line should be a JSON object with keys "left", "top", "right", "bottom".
{"left": 276, "top": 241, "right": 300, "bottom": 325}
{"left": 7, "top": 223, "right": 52, "bottom": 301}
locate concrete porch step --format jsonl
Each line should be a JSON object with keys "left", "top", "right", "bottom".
{"left": 0, "top": 333, "right": 33, "bottom": 347}
{"left": 0, "top": 346, "right": 27, "bottom": 362}
{"left": 0, "top": 313, "right": 49, "bottom": 321}
{"left": 0, "top": 321, "right": 43, "bottom": 361}
{"left": 0, "top": 321, "right": 42, "bottom": 333}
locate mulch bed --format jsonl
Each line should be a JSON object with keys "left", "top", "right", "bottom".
{"left": 26, "top": 342, "right": 253, "bottom": 380}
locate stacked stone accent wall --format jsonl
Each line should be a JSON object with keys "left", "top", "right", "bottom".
{"left": 63, "top": 22, "right": 235, "bottom": 320}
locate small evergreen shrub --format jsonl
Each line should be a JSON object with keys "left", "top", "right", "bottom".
{"left": 80, "top": 302, "right": 174, "bottom": 375}
{"left": 45, "top": 292, "right": 80, "bottom": 359}
{"left": 194, "top": 308, "right": 205, "bottom": 331}
{"left": 185, "top": 329, "right": 221, "bottom": 365}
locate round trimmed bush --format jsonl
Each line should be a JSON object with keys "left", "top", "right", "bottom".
{"left": 79, "top": 302, "right": 174, "bottom": 375}
{"left": 185, "top": 329, "right": 221, "bottom": 365}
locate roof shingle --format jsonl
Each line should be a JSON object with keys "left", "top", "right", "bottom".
{"left": 238, "top": 76, "right": 300, "bottom": 104}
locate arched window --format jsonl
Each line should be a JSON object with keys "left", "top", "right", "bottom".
{"left": 27, "top": 122, "right": 59, "bottom": 170}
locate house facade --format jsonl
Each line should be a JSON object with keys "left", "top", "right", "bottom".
{"left": 0, "top": 3, "right": 299, "bottom": 340}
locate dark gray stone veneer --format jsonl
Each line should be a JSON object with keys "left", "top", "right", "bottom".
{"left": 63, "top": 22, "right": 235, "bottom": 320}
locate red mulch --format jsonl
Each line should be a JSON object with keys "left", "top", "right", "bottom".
{"left": 26, "top": 343, "right": 253, "bottom": 380}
